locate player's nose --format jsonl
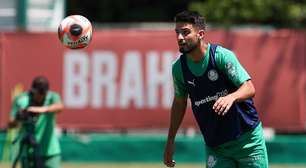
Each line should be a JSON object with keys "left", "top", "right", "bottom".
{"left": 177, "top": 33, "right": 184, "bottom": 41}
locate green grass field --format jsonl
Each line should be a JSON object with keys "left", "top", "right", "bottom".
{"left": 1, "top": 163, "right": 306, "bottom": 168}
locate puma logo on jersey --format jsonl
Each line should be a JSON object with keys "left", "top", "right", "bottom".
{"left": 187, "top": 79, "right": 196, "bottom": 87}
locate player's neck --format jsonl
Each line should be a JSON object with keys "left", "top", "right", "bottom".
{"left": 188, "top": 42, "right": 208, "bottom": 63}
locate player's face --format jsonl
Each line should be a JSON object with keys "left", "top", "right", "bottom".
{"left": 32, "top": 92, "right": 46, "bottom": 105}
{"left": 175, "top": 22, "right": 201, "bottom": 54}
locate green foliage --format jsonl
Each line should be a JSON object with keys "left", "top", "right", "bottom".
{"left": 66, "top": 0, "right": 306, "bottom": 28}
{"left": 189, "top": 0, "right": 306, "bottom": 28}
{"left": 66, "top": 0, "right": 191, "bottom": 22}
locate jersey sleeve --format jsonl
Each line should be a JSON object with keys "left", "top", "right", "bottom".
{"left": 10, "top": 98, "right": 19, "bottom": 120}
{"left": 172, "top": 56, "right": 188, "bottom": 98}
{"left": 49, "top": 91, "right": 62, "bottom": 104}
{"left": 10, "top": 94, "right": 29, "bottom": 120}
{"left": 215, "top": 46, "right": 251, "bottom": 87}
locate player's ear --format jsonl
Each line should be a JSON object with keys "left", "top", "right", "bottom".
{"left": 198, "top": 30, "right": 205, "bottom": 40}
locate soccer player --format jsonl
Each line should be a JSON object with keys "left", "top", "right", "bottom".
{"left": 8, "top": 76, "right": 64, "bottom": 168}
{"left": 163, "top": 11, "right": 268, "bottom": 168}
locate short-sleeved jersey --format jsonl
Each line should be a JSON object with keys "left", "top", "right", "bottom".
{"left": 172, "top": 43, "right": 260, "bottom": 147}
{"left": 172, "top": 43, "right": 250, "bottom": 97}
{"left": 10, "top": 91, "right": 62, "bottom": 156}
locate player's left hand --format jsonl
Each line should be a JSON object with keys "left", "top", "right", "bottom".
{"left": 213, "top": 94, "right": 235, "bottom": 116}
{"left": 27, "top": 106, "right": 49, "bottom": 113}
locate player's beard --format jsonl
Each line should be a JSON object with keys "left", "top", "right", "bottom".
{"left": 179, "top": 39, "right": 200, "bottom": 54}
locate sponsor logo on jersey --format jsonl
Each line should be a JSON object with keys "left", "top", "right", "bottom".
{"left": 194, "top": 89, "right": 228, "bottom": 107}
{"left": 226, "top": 62, "right": 237, "bottom": 77}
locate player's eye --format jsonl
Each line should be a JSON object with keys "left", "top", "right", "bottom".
{"left": 180, "top": 29, "right": 190, "bottom": 36}
{"left": 175, "top": 29, "right": 190, "bottom": 37}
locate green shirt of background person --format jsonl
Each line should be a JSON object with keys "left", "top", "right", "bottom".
{"left": 9, "top": 76, "right": 64, "bottom": 168}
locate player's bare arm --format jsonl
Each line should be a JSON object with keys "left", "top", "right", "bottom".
{"left": 213, "top": 80, "right": 255, "bottom": 115}
{"left": 27, "top": 102, "right": 64, "bottom": 113}
{"left": 164, "top": 96, "right": 187, "bottom": 167}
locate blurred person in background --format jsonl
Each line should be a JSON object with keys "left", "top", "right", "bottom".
{"left": 8, "top": 76, "right": 64, "bottom": 168}
{"left": 164, "top": 10, "right": 268, "bottom": 168}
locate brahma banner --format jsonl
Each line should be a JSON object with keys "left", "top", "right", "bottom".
{"left": 0, "top": 29, "right": 305, "bottom": 131}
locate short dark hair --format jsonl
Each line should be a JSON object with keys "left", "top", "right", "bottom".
{"left": 174, "top": 10, "right": 206, "bottom": 30}
{"left": 31, "top": 76, "right": 49, "bottom": 95}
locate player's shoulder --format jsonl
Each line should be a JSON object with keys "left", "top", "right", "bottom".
{"left": 172, "top": 54, "right": 183, "bottom": 73}
{"left": 213, "top": 44, "right": 239, "bottom": 70}
{"left": 47, "top": 91, "right": 60, "bottom": 96}
{"left": 172, "top": 54, "right": 182, "bottom": 66}
{"left": 14, "top": 92, "right": 30, "bottom": 104}
{"left": 46, "top": 91, "right": 62, "bottom": 102}
{"left": 16, "top": 92, "right": 29, "bottom": 98}
{"left": 215, "top": 45, "right": 236, "bottom": 57}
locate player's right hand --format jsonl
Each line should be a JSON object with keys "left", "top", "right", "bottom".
{"left": 164, "top": 142, "right": 176, "bottom": 167}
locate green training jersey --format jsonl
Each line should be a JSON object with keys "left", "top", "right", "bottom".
{"left": 172, "top": 43, "right": 251, "bottom": 97}
{"left": 10, "top": 91, "right": 62, "bottom": 156}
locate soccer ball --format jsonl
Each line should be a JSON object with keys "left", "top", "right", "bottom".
{"left": 58, "top": 15, "right": 92, "bottom": 49}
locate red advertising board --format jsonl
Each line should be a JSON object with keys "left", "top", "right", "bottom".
{"left": 0, "top": 29, "right": 305, "bottom": 131}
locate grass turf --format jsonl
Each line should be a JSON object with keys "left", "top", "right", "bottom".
{"left": 0, "top": 163, "right": 306, "bottom": 168}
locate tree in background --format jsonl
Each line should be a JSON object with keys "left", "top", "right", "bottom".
{"left": 66, "top": 0, "right": 306, "bottom": 28}
{"left": 67, "top": 0, "right": 190, "bottom": 22}
{"left": 189, "top": 0, "right": 306, "bottom": 28}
